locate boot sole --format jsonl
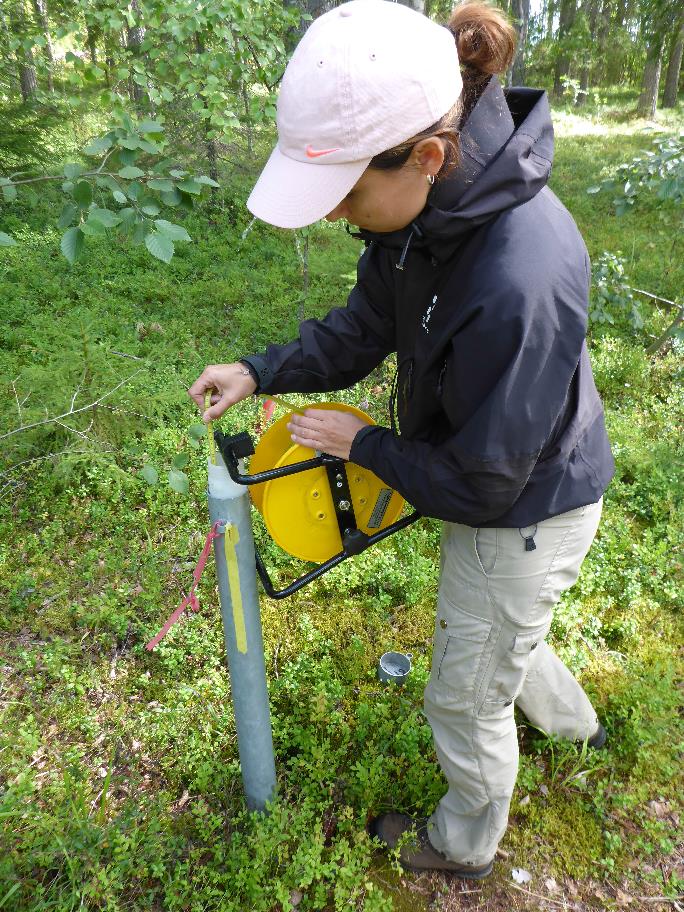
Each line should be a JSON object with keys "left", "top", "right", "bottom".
{"left": 400, "top": 858, "right": 494, "bottom": 879}
{"left": 587, "top": 722, "right": 607, "bottom": 749}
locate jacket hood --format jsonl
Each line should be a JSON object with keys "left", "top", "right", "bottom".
{"left": 356, "top": 78, "right": 555, "bottom": 263}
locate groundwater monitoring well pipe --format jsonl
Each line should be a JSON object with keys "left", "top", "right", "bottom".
{"left": 207, "top": 450, "right": 277, "bottom": 812}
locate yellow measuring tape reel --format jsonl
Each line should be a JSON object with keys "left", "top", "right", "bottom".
{"left": 250, "top": 401, "right": 405, "bottom": 563}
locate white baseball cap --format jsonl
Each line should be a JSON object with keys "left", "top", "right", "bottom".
{"left": 247, "top": 0, "right": 463, "bottom": 229}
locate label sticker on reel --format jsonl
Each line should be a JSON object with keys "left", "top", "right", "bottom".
{"left": 368, "top": 488, "right": 393, "bottom": 529}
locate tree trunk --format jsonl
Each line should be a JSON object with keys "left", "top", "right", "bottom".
{"left": 86, "top": 23, "right": 98, "bottom": 65}
{"left": 546, "top": 0, "right": 555, "bottom": 39}
{"left": 18, "top": 55, "right": 38, "bottom": 100}
{"left": 241, "top": 80, "right": 253, "bottom": 157}
{"left": 396, "top": 0, "right": 425, "bottom": 11}
{"left": 105, "top": 37, "right": 115, "bottom": 87}
{"left": 614, "top": 0, "right": 630, "bottom": 29}
{"left": 663, "top": 19, "right": 684, "bottom": 107}
{"left": 594, "top": 0, "right": 612, "bottom": 85}
{"left": 30, "top": 0, "right": 54, "bottom": 91}
{"left": 195, "top": 34, "right": 220, "bottom": 185}
{"left": 553, "top": 0, "right": 577, "bottom": 98}
{"left": 205, "top": 133, "right": 219, "bottom": 185}
{"left": 576, "top": 0, "right": 600, "bottom": 106}
{"left": 510, "top": 0, "right": 530, "bottom": 85}
{"left": 126, "top": 0, "right": 145, "bottom": 104}
{"left": 637, "top": 34, "right": 665, "bottom": 118}
{"left": 295, "top": 1, "right": 337, "bottom": 37}
{"left": 9, "top": 0, "right": 38, "bottom": 102}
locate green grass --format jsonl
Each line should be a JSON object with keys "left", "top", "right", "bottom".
{"left": 1, "top": 94, "right": 683, "bottom": 911}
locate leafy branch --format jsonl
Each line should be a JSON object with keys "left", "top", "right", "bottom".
{"left": 588, "top": 131, "right": 684, "bottom": 215}
{"left": 590, "top": 253, "right": 683, "bottom": 353}
{"left": 590, "top": 252, "right": 644, "bottom": 330}
{"left": 0, "top": 114, "right": 219, "bottom": 263}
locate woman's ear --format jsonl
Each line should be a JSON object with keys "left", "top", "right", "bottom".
{"left": 411, "top": 137, "right": 446, "bottom": 178}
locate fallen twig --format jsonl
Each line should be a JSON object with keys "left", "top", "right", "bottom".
{"left": 11, "top": 377, "right": 29, "bottom": 425}
{"left": 39, "top": 589, "right": 68, "bottom": 609}
{"left": 646, "top": 304, "right": 684, "bottom": 354}
{"left": 576, "top": 631, "right": 596, "bottom": 654}
{"left": 98, "top": 403, "right": 156, "bottom": 422}
{"left": 508, "top": 882, "right": 569, "bottom": 906}
{"left": 53, "top": 416, "right": 95, "bottom": 441}
{"left": 108, "top": 350, "right": 145, "bottom": 361}
{"left": 0, "top": 370, "right": 144, "bottom": 441}
{"left": 637, "top": 897, "right": 684, "bottom": 905}
{"left": 629, "top": 286, "right": 678, "bottom": 310}
{"left": 70, "top": 370, "right": 86, "bottom": 411}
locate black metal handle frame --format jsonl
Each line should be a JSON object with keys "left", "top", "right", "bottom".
{"left": 214, "top": 429, "right": 420, "bottom": 599}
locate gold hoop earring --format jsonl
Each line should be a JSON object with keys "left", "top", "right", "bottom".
{"left": 427, "top": 174, "right": 435, "bottom": 185}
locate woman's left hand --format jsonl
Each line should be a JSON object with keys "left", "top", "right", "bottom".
{"left": 287, "top": 409, "right": 367, "bottom": 460}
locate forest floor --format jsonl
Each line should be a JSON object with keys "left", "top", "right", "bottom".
{"left": 1, "top": 93, "right": 683, "bottom": 911}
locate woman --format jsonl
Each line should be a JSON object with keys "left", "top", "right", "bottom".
{"left": 188, "top": 0, "right": 614, "bottom": 879}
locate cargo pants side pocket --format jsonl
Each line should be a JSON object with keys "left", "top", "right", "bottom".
{"left": 429, "top": 593, "right": 493, "bottom": 709}
{"left": 478, "top": 625, "right": 550, "bottom": 716}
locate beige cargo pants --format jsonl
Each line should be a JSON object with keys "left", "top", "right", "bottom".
{"left": 424, "top": 500, "right": 603, "bottom": 867}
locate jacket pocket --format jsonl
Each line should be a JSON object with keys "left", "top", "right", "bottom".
{"left": 431, "top": 598, "right": 492, "bottom": 703}
{"left": 478, "top": 627, "right": 547, "bottom": 716}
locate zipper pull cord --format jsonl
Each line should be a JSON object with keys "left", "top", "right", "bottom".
{"left": 395, "top": 229, "right": 415, "bottom": 271}
{"left": 519, "top": 524, "right": 538, "bottom": 552}
{"left": 403, "top": 360, "right": 414, "bottom": 412}
{"left": 436, "top": 359, "right": 448, "bottom": 398}
{"left": 388, "top": 369, "right": 399, "bottom": 437}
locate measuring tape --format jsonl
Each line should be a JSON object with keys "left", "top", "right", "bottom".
{"left": 259, "top": 392, "right": 304, "bottom": 415}
{"left": 147, "top": 392, "right": 247, "bottom": 651}
{"left": 222, "top": 522, "right": 247, "bottom": 654}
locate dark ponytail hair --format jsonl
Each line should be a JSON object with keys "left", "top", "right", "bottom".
{"left": 369, "top": 2, "right": 517, "bottom": 181}
{"left": 449, "top": 1, "right": 517, "bottom": 120}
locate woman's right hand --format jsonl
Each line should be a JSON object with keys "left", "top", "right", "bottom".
{"left": 187, "top": 362, "right": 258, "bottom": 422}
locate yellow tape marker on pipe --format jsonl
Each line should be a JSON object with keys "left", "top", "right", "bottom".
{"left": 223, "top": 523, "right": 247, "bottom": 654}
{"left": 204, "top": 390, "right": 217, "bottom": 465}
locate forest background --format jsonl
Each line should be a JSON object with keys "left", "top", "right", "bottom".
{"left": 1, "top": 0, "right": 683, "bottom": 910}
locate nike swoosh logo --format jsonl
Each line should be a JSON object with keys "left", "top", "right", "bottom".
{"left": 305, "top": 144, "right": 340, "bottom": 158}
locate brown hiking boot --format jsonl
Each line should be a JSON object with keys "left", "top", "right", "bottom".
{"left": 368, "top": 813, "right": 494, "bottom": 878}
{"left": 586, "top": 722, "right": 607, "bottom": 749}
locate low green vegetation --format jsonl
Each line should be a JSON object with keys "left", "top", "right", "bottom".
{"left": 1, "top": 97, "right": 683, "bottom": 911}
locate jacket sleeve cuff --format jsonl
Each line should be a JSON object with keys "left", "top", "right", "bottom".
{"left": 349, "top": 424, "right": 388, "bottom": 469}
{"left": 239, "top": 355, "right": 274, "bottom": 394}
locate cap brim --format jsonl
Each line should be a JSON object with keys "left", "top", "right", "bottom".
{"left": 247, "top": 145, "right": 370, "bottom": 229}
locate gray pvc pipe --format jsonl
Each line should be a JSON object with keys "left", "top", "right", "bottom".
{"left": 207, "top": 453, "right": 277, "bottom": 812}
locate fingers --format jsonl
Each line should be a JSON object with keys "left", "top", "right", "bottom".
{"left": 287, "top": 413, "right": 326, "bottom": 449}
{"left": 203, "top": 392, "right": 239, "bottom": 422}
{"left": 288, "top": 411, "right": 332, "bottom": 438}
{"left": 187, "top": 363, "right": 257, "bottom": 421}
{"left": 289, "top": 412, "right": 328, "bottom": 433}
{"left": 287, "top": 410, "right": 361, "bottom": 460}
{"left": 187, "top": 368, "right": 217, "bottom": 409}
{"left": 290, "top": 431, "right": 321, "bottom": 450}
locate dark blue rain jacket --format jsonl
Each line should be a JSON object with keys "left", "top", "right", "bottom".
{"left": 243, "top": 78, "right": 614, "bottom": 527}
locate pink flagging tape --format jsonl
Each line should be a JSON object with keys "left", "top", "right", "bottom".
{"left": 256, "top": 398, "right": 277, "bottom": 436}
{"left": 145, "top": 521, "right": 223, "bottom": 651}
